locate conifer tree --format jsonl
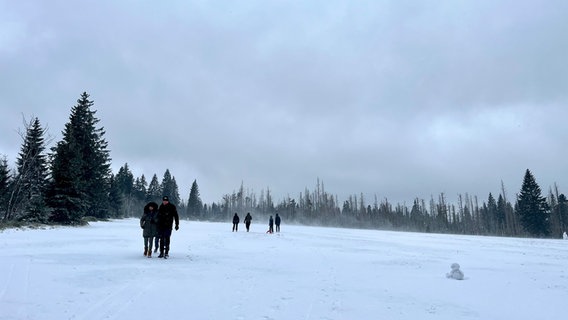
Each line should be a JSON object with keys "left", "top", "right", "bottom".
{"left": 108, "top": 174, "right": 123, "bottom": 218}
{"left": 485, "top": 193, "right": 498, "bottom": 233}
{"left": 0, "top": 156, "right": 11, "bottom": 220}
{"left": 171, "top": 177, "right": 180, "bottom": 206}
{"left": 115, "top": 163, "right": 135, "bottom": 216}
{"left": 9, "top": 117, "right": 49, "bottom": 222}
{"left": 146, "top": 174, "right": 162, "bottom": 202}
{"left": 134, "top": 175, "right": 147, "bottom": 202}
{"left": 553, "top": 193, "right": 567, "bottom": 236}
{"left": 187, "top": 179, "right": 203, "bottom": 218}
{"left": 160, "top": 169, "right": 180, "bottom": 205}
{"left": 115, "top": 164, "right": 134, "bottom": 196}
{"left": 516, "top": 169, "right": 550, "bottom": 237}
{"left": 48, "top": 92, "right": 111, "bottom": 224}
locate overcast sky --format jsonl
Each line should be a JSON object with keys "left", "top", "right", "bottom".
{"left": 1, "top": 0, "right": 567, "bottom": 205}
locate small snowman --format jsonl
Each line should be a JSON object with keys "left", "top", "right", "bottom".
{"left": 563, "top": 231, "right": 567, "bottom": 240}
{"left": 446, "top": 263, "right": 464, "bottom": 280}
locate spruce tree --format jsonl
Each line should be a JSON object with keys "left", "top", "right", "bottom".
{"left": 485, "top": 193, "right": 498, "bottom": 234}
{"left": 48, "top": 92, "right": 111, "bottom": 224}
{"left": 134, "top": 175, "right": 147, "bottom": 202}
{"left": 555, "top": 194, "right": 567, "bottom": 235}
{"left": 108, "top": 174, "right": 123, "bottom": 218}
{"left": 115, "top": 163, "right": 134, "bottom": 215}
{"left": 146, "top": 174, "right": 162, "bottom": 202}
{"left": 187, "top": 179, "right": 203, "bottom": 218}
{"left": 516, "top": 169, "right": 550, "bottom": 237}
{"left": 160, "top": 169, "right": 180, "bottom": 205}
{"left": 10, "top": 117, "right": 49, "bottom": 222}
{"left": 0, "top": 156, "right": 11, "bottom": 220}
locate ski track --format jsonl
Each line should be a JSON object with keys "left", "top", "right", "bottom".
{"left": 0, "top": 262, "right": 15, "bottom": 303}
{"left": 71, "top": 276, "right": 155, "bottom": 320}
{"left": 0, "top": 257, "right": 32, "bottom": 320}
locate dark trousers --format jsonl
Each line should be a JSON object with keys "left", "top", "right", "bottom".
{"left": 144, "top": 236, "right": 155, "bottom": 250}
{"left": 276, "top": 224, "right": 280, "bottom": 232}
{"left": 232, "top": 223, "right": 238, "bottom": 232}
{"left": 245, "top": 222, "right": 251, "bottom": 232}
{"left": 159, "top": 229, "right": 173, "bottom": 254}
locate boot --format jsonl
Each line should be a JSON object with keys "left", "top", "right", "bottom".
{"left": 144, "top": 248, "right": 147, "bottom": 256}
{"left": 147, "top": 249, "right": 152, "bottom": 258}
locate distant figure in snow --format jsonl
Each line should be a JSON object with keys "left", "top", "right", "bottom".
{"left": 244, "top": 212, "right": 252, "bottom": 232}
{"left": 275, "top": 213, "right": 281, "bottom": 232}
{"left": 140, "top": 202, "right": 159, "bottom": 258}
{"left": 232, "top": 213, "right": 240, "bottom": 232}
{"left": 157, "top": 196, "right": 179, "bottom": 259}
{"left": 446, "top": 263, "right": 464, "bottom": 280}
{"left": 563, "top": 231, "right": 567, "bottom": 240}
{"left": 267, "top": 215, "right": 274, "bottom": 234}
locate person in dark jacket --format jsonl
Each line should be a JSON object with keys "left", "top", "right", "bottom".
{"left": 244, "top": 212, "right": 252, "bottom": 232}
{"left": 140, "top": 202, "right": 159, "bottom": 257}
{"left": 275, "top": 213, "right": 281, "bottom": 232}
{"left": 157, "top": 196, "right": 179, "bottom": 259}
{"left": 232, "top": 213, "right": 240, "bottom": 232}
{"left": 267, "top": 215, "right": 274, "bottom": 234}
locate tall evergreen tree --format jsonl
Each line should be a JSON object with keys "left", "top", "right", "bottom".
{"left": 108, "top": 174, "right": 123, "bottom": 218}
{"left": 133, "top": 175, "right": 147, "bottom": 202}
{"left": 553, "top": 193, "right": 568, "bottom": 236}
{"left": 516, "top": 169, "right": 550, "bottom": 237}
{"left": 115, "top": 163, "right": 135, "bottom": 216}
{"left": 48, "top": 92, "right": 111, "bottom": 224}
{"left": 160, "top": 169, "right": 180, "bottom": 205}
{"left": 0, "top": 156, "right": 11, "bottom": 220}
{"left": 115, "top": 164, "right": 134, "bottom": 195}
{"left": 187, "top": 179, "right": 203, "bottom": 218}
{"left": 9, "top": 117, "right": 49, "bottom": 222}
{"left": 146, "top": 174, "right": 162, "bottom": 202}
{"left": 172, "top": 177, "right": 181, "bottom": 206}
{"left": 485, "top": 193, "right": 498, "bottom": 233}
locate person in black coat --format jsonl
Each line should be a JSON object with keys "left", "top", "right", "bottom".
{"left": 232, "top": 213, "right": 240, "bottom": 232}
{"left": 275, "top": 213, "right": 281, "bottom": 232}
{"left": 157, "top": 196, "right": 179, "bottom": 259}
{"left": 267, "top": 215, "right": 274, "bottom": 234}
{"left": 244, "top": 212, "right": 252, "bottom": 232}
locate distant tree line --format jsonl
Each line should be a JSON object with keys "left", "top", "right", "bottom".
{"left": 1, "top": 92, "right": 566, "bottom": 238}
{"left": 196, "top": 174, "right": 566, "bottom": 239}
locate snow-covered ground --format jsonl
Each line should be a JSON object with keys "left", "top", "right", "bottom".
{"left": 1, "top": 218, "right": 567, "bottom": 320}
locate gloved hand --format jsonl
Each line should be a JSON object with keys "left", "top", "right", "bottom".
{"left": 175, "top": 225, "right": 179, "bottom": 231}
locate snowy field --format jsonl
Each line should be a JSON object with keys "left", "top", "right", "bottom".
{"left": 1, "top": 218, "right": 567, "bottom": 320}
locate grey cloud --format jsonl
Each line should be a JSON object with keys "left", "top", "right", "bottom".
{"left": 1, "top": 0, "right": 567, "bottom": 204}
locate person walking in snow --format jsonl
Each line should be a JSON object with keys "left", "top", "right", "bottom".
{"left": 140, "top": 202, "right": 159, "bottom": 257}
{"left": 244, "top": 212, "right": 252, "bottom": 232}
{"left": 275, "top": 213, "right": 281, "bottom": 233}
{"left": 267, "top": 215, "right": 274, "bottom": 234}
{"left": 157, "top": 196, "right": 179, "bottom": 259}
{"left": 232, "top": 213, "right": 240, "bottom": 232}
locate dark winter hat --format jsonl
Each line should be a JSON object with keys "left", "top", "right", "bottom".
{"left": 162, "top": 196, "right": 169, "bottom": 201}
